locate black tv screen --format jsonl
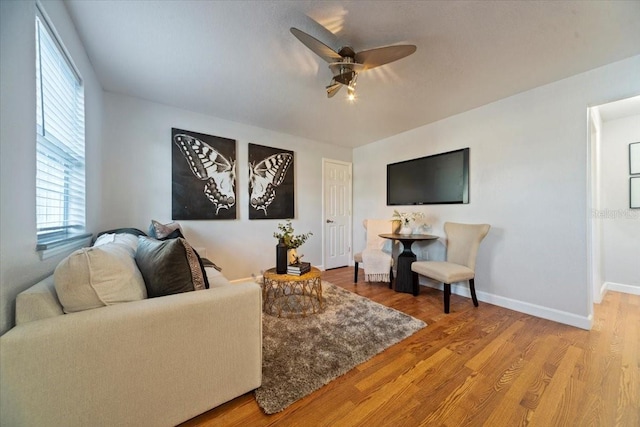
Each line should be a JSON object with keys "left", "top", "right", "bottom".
{"left": 387, "top": 148, "right": 469, "bottom": 205}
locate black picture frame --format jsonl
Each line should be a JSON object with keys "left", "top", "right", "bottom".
{"left": 171, "top": 128, "right": 237, "bottom": 220}
{"left": 630, "top": 142, "right": 640, "bottom": 175}
{"left": 248, "top": 143, "right": 294, "bottom": 219}
{"left": 631, "top": 177, "right": 640, "bottom": 209}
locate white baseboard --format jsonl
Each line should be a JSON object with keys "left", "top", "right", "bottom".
{"left": 604, "top": 281, "right": 640, "bottom": 295}
{"left": 595, "top": 282, "right": 608, "bottom": 304}
{"left": 420, "top": 281, "right": 592, "bottom": 330}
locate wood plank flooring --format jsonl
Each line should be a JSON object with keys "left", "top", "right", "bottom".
{"left": 180, "top": 267, "right": 639, "bottom": 427}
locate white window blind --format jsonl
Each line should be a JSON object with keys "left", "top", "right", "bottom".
{"left": 35, "top": 11, "right": 89, "bottom": 250}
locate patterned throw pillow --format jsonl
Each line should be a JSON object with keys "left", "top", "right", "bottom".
{"left": 148, "top": 220, "right": 183, "bottom": 239}
{"left": 135, "top": 237, "right": 207, "bottom": 297}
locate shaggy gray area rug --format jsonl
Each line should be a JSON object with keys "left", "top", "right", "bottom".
{"left": 255, "top": 281, "right": 426, "bottom": 414}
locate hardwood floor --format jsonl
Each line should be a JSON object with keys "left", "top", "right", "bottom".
{"left": 181, "top": 267, "right": 639, "bottom": 427}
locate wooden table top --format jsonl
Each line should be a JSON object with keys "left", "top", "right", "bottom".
{"left": 378, "top": 233, "right": 439, "bottom": 241}
{"left": 263, "top": 267, "right": 321, "bottom": 281}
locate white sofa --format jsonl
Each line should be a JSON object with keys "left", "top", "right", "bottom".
{"left": 0, "top": 259, "right": 262, "bottom": 426}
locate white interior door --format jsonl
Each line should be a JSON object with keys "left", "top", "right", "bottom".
{"left": 323, "top": 159, "right": 352, "bottom": 269}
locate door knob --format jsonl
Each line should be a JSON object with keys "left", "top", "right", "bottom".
{"left": 326, "top": 219, "right": 334, "bottom": 223}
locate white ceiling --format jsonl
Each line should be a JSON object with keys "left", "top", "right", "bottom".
{"left": 64, "top": 0, "right": 640, "bottom": 148}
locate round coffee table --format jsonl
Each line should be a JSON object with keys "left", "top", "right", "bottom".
{"left": 262, "top": 267, "right": 323, "bottom": 318}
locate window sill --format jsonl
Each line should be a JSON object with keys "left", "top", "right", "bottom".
{"left": 37, "top": 233, "right": 92, "bottom": 260}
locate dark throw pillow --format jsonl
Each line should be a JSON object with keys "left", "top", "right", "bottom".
{"left": 193, "top": 249, "right": 210, "bottom": 289}
{"left": 200, "top": 257, "right": 222, "bottom": 272}
{"left": 157, "top": 228, "right": 184, "bottom": 241}
{"left": 135, "top": 237, "right": 207, "bottom": 298}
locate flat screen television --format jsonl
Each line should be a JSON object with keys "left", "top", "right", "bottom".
{"left": 387, "top": 148, "right": 469, "bottom": 205}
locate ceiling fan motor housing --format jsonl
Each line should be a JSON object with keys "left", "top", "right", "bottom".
{"left": 290, "top": 27, "right": 416, "bottom": 98}
{"left": 338, "top": 46, "right": 356, "bottom": 58}
{"left": 328, "top": 55, "right": 358, "bottom": 86}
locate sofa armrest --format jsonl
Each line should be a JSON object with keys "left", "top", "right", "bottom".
{"left": 15, "top": 275, "right": 64, "bottom": 325}
{"left": 1, "top": 282, "right": 262, "bottom": 427}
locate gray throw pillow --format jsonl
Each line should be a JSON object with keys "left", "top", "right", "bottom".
{"left": 135, "top": 237, "right": 206, "bottom": 298}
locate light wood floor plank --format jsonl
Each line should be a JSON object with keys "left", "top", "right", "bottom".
{"left": 179, "top": 267, "right": 640, "bottom": 427}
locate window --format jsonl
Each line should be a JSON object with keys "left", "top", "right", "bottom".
{"left": 35, "top": 10, "right": 89, "bottom": 253}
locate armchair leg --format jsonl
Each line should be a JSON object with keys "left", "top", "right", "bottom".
{"left": 354, "top": 262, "right": 359, "bottom": 283}
{"left": 470, "top": 278, "right": 479, "bottom": 307}
{"left": 444, "top": 283, "right": 451, "bottom": 314}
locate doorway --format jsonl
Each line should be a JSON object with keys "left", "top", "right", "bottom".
{"left": 322, "top": 159, "right": 352, "bottom": 269}
{"left": 588, "top": 95, "right": 640, "bottom": 312}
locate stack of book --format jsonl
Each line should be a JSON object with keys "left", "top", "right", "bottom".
{"left": 287, "top": 262, "right": 311, "bottom": 276}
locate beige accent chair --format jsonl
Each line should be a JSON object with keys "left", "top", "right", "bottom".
{"left": 411, "top": 222, "right": 490, "bottom": 313}
{"left": 353, "top": 219, "right": 394, "bottom": 287}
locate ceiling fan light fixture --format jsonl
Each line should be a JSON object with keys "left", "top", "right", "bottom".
{"left": 290, "top": 27, "right": 416, "bottom": 100}
{"left": 347, "top": 85, "right": 356, "bottom": 101}
{"left": 347, "top": 73, "right": 358, "bottom": 101}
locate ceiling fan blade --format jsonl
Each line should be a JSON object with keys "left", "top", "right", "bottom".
{"left": 326, "top": 82, "right": 342, "bottom": 98}
{"left": 354, "top": 45, "right": 417, "bottom": 70}
{"left": 290, "top": 27, "right": 342, "bottom": 63}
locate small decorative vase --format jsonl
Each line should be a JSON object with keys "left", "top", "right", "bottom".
{"left": 288, "top": 248, "right": 298, "bottom": 265}
{"left": 399, "top": 225, "right": 412, "bottom": 235}
{"left": 276, "top": 239, "right": 287, "bottom": 274}
{"left": 391, "top": 220, "right": 402, "bottom": 234}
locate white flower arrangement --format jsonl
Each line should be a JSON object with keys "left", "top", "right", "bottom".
{"left": 392, "top": 210, "right": 425, "bottom": 226}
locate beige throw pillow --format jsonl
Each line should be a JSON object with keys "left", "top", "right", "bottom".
{"left": 54, "top": 243, "right": 147, "bottom": 314}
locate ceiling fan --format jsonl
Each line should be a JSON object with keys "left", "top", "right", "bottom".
{"left": 290, "top": 27, "right": 416, "bottom": 100}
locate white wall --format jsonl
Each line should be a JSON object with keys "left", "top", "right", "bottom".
{"left": 0, "top": 2, "right": 637, "bottom": 335}
{"left": 588, "top": 108, "right": 605, "bottom": 303}
{"left": 101, "top": 92, "right": 352, "bottom": 280}
{"left": 0, "top": 0, "right": 104, "bottom": 334}
{"left": 600, "top": 114, "right": 640, "bottom": 292}
{"left": 353, "top": 55, "right": 640, "bottom": 329}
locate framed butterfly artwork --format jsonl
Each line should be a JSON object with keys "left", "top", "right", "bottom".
{"left": 248, "top": 143, "right": 295, "bottom": 219}
{"left": 172, "top": 128, "right": 237, "bottom": 220}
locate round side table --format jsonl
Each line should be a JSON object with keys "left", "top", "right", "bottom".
{"left": 262, "top": 267, "right": 323, "bottom": 318}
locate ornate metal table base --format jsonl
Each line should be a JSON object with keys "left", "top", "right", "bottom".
{"left": 262, "top": 267, "right": 323, "bottom": 318}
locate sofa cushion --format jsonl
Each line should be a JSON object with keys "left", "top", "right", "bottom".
{"left": 205, "top": 266, "right": 232, "bottom": 288}
{"left": 135, "top": 237, "right": 207, "bottom": 297}
{"left": 54, "top": 243, "right": 147, "bottom": 314}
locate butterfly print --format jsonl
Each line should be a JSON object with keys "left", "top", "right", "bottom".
{"left": 249, "top": 153, "right": 293, "bottom": 215}
{"left": 174, "top": 134, "right": 236, "bottom": 215}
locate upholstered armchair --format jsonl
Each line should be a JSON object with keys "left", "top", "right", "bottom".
{"left": 411, "top": 222, "right": 490, "bottom": 313}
